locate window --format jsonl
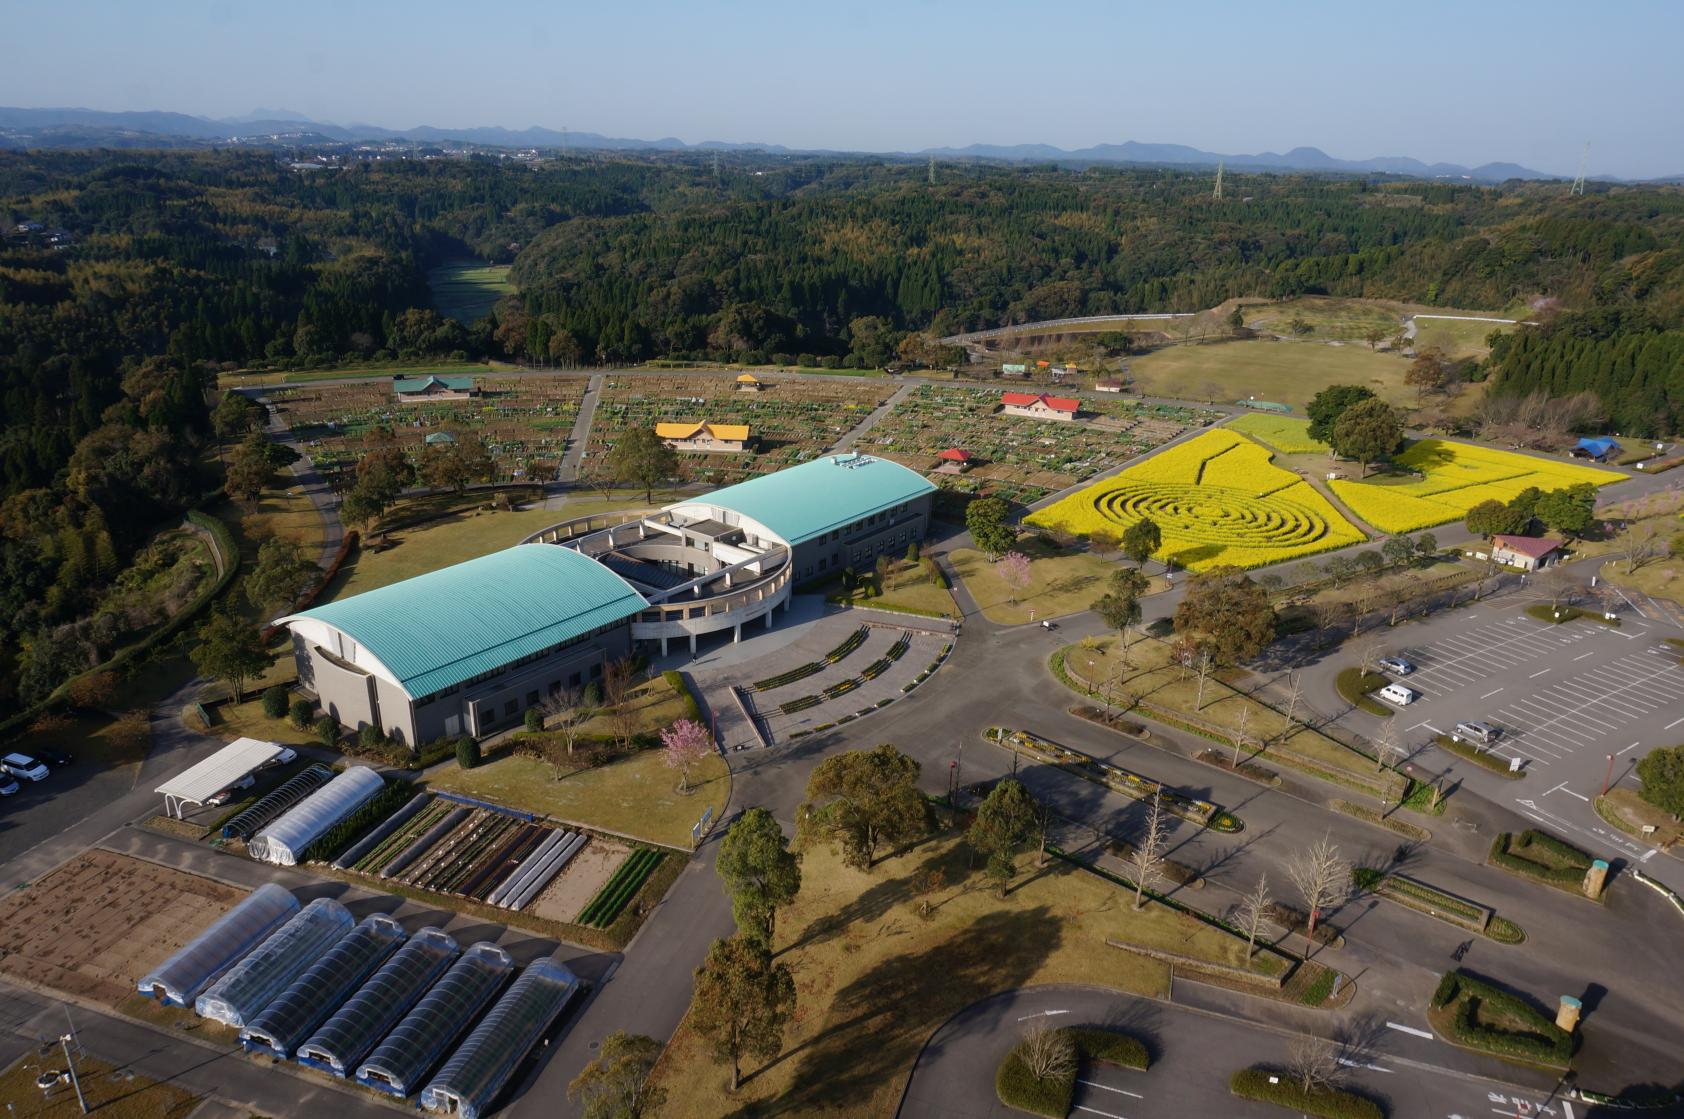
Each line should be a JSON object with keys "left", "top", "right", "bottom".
{"left": 504, "top": 700, "right": 517, "bottom": 716}
{"left": 569, "top": 671, "right": 582, "bottom": 687}
{"left": 590, "top": 663, "right": 603, "bottom": 679}
{"left": 548, "top": 681, "right": 561, "bottom": 696}
{"left": 526, "top": 690, "right": 539, "bottom": 707}
{"left": 818, "top": 558, "right": 827, "bottom": 571}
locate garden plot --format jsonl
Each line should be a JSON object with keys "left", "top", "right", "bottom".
{"left": 526, "top": 839, "right": 630, "bottom": 925}
{"left": 272, "top": 375, "right": 587, "bottom": 484}
{"left": 0, "top": 850, "right": 241, "bottom": 1006}
{"left": 587, "top": 373, "right": 896, "bottom": 485}
{"left": 859, "top": 386, "right": 1220, "bottom": 504}
{"left": 1029, "top": 428, "right": 1366, "bottom": 570}
{"left": 1329, "top": 439, "right": 1622, "bottom": 534}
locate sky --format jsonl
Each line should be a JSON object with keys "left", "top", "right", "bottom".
{"left": 4, "top": 0, "right": 1681, "bottom": 178}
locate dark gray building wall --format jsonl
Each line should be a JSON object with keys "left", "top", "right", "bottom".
{"left": 789, "top": 492, "right": 933, "bottom": 582}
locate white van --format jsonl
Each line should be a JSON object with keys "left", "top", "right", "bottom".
{"left": 1378, "top": 683, "right": 1418, "bottom": 707}
{"left": 1, "top": 753, "right": 49, "bottom": 782}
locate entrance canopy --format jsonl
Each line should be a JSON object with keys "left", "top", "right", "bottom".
{"left": 156, "top": 737, "right": 284, "bottom": 818}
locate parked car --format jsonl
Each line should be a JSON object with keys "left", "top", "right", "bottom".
{"left": 33, "top": 748, "right": 72, "bottom": 767}
{"left": 1377, "top": 656, "right": 1415, "bottom": 676}
{"left": 258, "top": 747, "right": 298, "bottom": 770}
{"left": 0, "top": 776, "right": 19, "bottom": 797}
{"left": 205, "top": 774, "right": 257, "bottom": 807}
{"left": 1, "top": 753, "right": 49, "bottom": 782}
{"left": 1378, "top": 683, "right": 1418, "bottom": 707}
{"left": 1454, "top": 721, "right": 1502, "bottom": 746}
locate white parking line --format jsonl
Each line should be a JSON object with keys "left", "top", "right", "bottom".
{"left": 1668, "top": 716, "right": 1684, "bottom": 730}
{"left": 1073, "top": 1106, "right": 1127, "bottom": 1119}
{"left": 1572, "top": 651, "right": 1597, "bottom": 661}
{"left": 1337, "top": 1057, "right": 1393, "bottom": 1073}
{"left": 1017, "top": 1009, "right": 1069, "bottom": 1021}
{"left": 1528, "top": 668, "right": 1552, "bottom": 678}
{"left": 1385, "top": 1021, "right": 1434, "bottom": 1039}
{"left": 1616, "top": 741, "right": 1641, "bottom": 756}
{"left": 1079, "top": 1080, "right": 1143, "bottom": 1098}
{"left": 1480, "top": 688, "right": 1504, "bottom": 699}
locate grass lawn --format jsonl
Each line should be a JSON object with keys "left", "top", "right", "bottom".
{"left": 1063, "top": 636, "right": 1395, "bottom": 793}
{"left": 1596, "top": 788, "right": 1684, "bottom": 847}
{"left": 426, "top": 746, "right": 727, "bottom": 847}
{"left": 650, "top": 827, "right": 1256, "bottom": 1117}
{"left": 0, "top": 1053, "right": 199, "bottom": 1119}
{"left": 1227, "top": 412, "right": 1330, "bottom": 454}
{"left": 825, "top": 557, "right": 959, "bottom": 618}
{"left": 950, "top": 543, "right": 1164, "bottom": 625}
{"left": 239, "top": 481, "right": 325, "bottom": 552}
{"left": 209, "top": 689, "right": 319, "bottom": 746}
{"left": 11, "top": 709, "right": 152, "bottom": 770}
{"left": 1126, "top": 338, "right": 1412, "bottom": 411}
{"left": 1237, "top": 296, "right": 1405, "bottom": 342}
{"left": 427, "top": 260, "right": 514, "bottom": 323}
{"left": 326, "top": 505, "right": 577, "bottom": 598}
{"left": 1413, "top": 316, "right": 1516, "bottom": 359}
{"left": 216, "top": 359, "right": 520, "bottom": 389}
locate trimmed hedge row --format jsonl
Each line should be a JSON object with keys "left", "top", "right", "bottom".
{"left": 995, "top": 1045, "right": 1074, "bottom": 1118}
{"left": 663, "top": 669, "right": 704, "bottom": 721}
{"left": 1430, "top": 970, "right": 1572, "bottom": 1067}
{"left": 1488, "top": 830, "right": 1591, "bottom": 889}
{"left": 1230, "top": 1068, "right": 1384, "bottom": 1119}
{"left": 580, "top": 848, "right": 664, "bottom": 928}
{"left": 1067, "top": 1027, "right": 1149, "bottom": 1070}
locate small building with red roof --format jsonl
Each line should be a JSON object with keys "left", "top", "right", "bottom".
{"left": 935, "top": 448, "right": 972, "bottom": 475}
{"left": 1490, "top": 534, "right": 1563, "bottom": 572}
{"left": 1000, "top": 392, "right": 1080, "bottom": 423}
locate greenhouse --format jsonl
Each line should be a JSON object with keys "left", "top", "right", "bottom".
{"left": 196, "top": 898, "right": 355, "bottom": 1028}
{"left": 296, "top": 927, "right": 460, "bottom": 1078}
{"left": 137, "top": 883, "right": 299, "bottom": 1007}
{"left": 420, "top": 958, "right": 582, "bottom": 1119}
{"left": 238, "top": 913, "right": 406, "bottom": 1059}
{"left": 248, "top": 766, "right": 386, "bottom": 866}
{"left": 356, "top": 942, "right": 514, "bottom": 1097}
{"left": 221, "top": 763, "right": 335, "bottom": 841}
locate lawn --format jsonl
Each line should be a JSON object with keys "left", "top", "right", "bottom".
{"left": 0, "top": 1053, "right": 200, "bottom": 1119}
{"left": 1062, "top": 636, "right": 1400, "bottom": 796}
{"left": 427, "top": 260, "right": 514, "bottom": 322}
{"left": 1329, "top": 439, "right": 1624, "bottom": 534}
{"left": 216, "top": 359, "right": 518, "bottom": 389}
{"left": 1125, "top": 338, "right": 1413, "bottom": 410}
{"left": 325, "top": 504, "right": 580, "bottom": 598}
{"left": 1236, "top": 295, "right": 1405, "bottom": 342}
{"left": 1027, "top": 428, "right": 1367, "bottom": 571}
{"left": 1413, "top": 315, "right": 1517, "bottom": 359}
{"left": 425, "top": 746, "right": 727, "bottom": 847}
{"left": 825, "top": 556, "right": 959, "bottom": 619}
{"left": 239, "top": 480, "right": 325, "bottom": 553}
{"left": 649, "top": 826, "right": 1281, "bottom": 1117}
{"left": 950, "top": 543, "right": 1164, "bottom": 624}
{"left": 1227, "top": 413, "right": 1330, "bottom": 455}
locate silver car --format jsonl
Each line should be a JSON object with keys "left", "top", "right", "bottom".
{"left": 1455, "top": 721, "right": 1501, "bottom": 746}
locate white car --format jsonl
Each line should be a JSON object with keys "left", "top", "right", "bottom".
{"left": 259, "top": 747, "right": 298, "bottom": 770}
{"left": 205, "top": 774, "right": 256, "bottom": 807}
{"left": 1, "top": 753, "right": 49, "bottom": 782}
{"left": 1378, "top": 683, "right": 1418, "bottom": 707}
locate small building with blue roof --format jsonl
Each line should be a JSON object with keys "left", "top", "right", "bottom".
{"left": 1570, "top": 437, "right": 1621, "bottom": 462}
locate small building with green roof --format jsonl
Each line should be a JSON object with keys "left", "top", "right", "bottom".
{"left": 393, "top": 375, "right": 477, "bottom": 401}
{"left": 277, "top": 544, "right": 645, "bottom": 744}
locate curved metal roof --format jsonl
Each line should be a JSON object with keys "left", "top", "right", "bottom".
{"left": 279, "top": 544, "right": 647, "bottom": 699}
{"left": 668, "top": 453, "right": 935, "bottom": 547}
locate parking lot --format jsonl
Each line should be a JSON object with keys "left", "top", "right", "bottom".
{"left": 1340, "top": 593, "right": 1684, "bottom": 876}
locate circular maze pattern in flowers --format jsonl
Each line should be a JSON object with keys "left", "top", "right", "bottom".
{"left": 1090, "top": 481, "right": 1330, "bottom": 547}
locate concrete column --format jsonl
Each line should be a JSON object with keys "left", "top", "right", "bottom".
{"left": 689, "top": 632, "right": 697, "bottom": 654}
{"left": 765, "top": 609, "right": 774, "bottom": 631}
{"left": 1556, "top": 995, "right": 1582, "bottom": 1032}
{"left": 1583, "top": 859, "right": 1609, "bottom": 899}
{"left": 733, "top": 623, "right": 742, "bottom": 644}
{"left": 660, "top": 635, "right": 668, "bottom": 656}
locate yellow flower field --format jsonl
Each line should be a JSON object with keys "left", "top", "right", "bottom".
{"left": 1329, "top": 439, "right": 1624, "bottom": 534}
{"left": 1028, "top": 429, "right": 1366, "bottom": 570}
{"left": 1227, "top": 412, "right": 1330, "bottom": 455}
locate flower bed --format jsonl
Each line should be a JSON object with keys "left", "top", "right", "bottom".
{"left": 779, "top": 694, "right": 822, "bottom": 715}
{"left": 1488, "top": 829, "right": 1594, "bottom": 894}
{"left": 1330, "top": 439, "right": 1622, "bottom": 534}
{"left": 1027, "top": 428, "right": 1366, "bottom": 570}
{"left": 754, "top": 626, "right": 869, "bottom": 691}
{"left": 1228, "top": 413, "right": 1331, "bottom": 455}
{"left": 1429, "top": 970, "right": 1573, "bottom": 1069}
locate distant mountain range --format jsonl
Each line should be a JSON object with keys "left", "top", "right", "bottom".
{"left": 0, "top": 105, "right": 1643, "bottom": 183}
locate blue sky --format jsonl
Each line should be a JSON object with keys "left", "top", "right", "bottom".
{"left": 5, "top": 0, "right": 1681, "bottom": 177}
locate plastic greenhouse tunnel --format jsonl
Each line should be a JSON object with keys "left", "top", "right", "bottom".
{"left": 296, "top": 927, "right": 460, "bottom": 1078}
{"left": 420, "top": 957, "right": 583, "bottom": 1119}
{"left": 137, "top": 883, "right": 299, "bottom": 1007}
{"left": 239, "top": 913, "right": 406, "bottom": 1059}
{"left": 355, "top": 942, "right": 514, "bottom": 1097}
{"left": 195, "top": 897, "right": 354, "bottom": 1027}
{"left": 221, "top": 764, "right": 335, "bottom": 841}
{"left": 247, "top": 765, "right": 386, "bottom": 866}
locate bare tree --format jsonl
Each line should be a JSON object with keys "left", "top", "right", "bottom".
{"left": 578, "top": 458, "right": 621, "bottom": 503}
{"left": 1356, "top": 636, "right": 1385, "bottom": 675}
{"left": 1126, "top": 790, "right": 1169, "bottom": 910}
{"left": 540, "top": 686, "right": 584, "bottom": 756}
{"left": 1286, "top": 833, "right": 1348, "bottom": 946}
{"left": 1019, "top": 1021, "right": 1076, "bottom": 1082}
{"left": 1373, "top": 720, "right": 1400, "bottom": 774}
{"left": 1193, "top": 650, "right": 1215, "bottom": 711}
{"left": 1287, "top": 1035, "right": 1343, "bottom": 1094}
{"left": 601, "top": 658, "right": 640, "bottom": 753}
{"left": 1284, "top": 670, "right": 1304, "bottom": 726}
{"left": 1538, "top": 564, "right": 1575, "bottom": 610}
{"left": 1231, "top": 705, "right": 1252, "bottom": 767}
{"left": 1237, "top": 873, "right": 1272, "bottom": 961}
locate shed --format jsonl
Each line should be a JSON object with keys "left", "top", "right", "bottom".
{"left": 1570, "top": 437, "right": 1621, "bottom": 462}
{"left": 1490, "top": 534, "right": 1564, "bottom": 572}
{"left": 420, "top": 958, "right": 583, "bottom": 1119}
{"left": 195, "top": 898, "right": 355, "bottom": 1027}
{"left": 248, "top": 767, "right": 386, "bottom": 866}
{"left": 137, "top": 884, "right": 300, "bottom": 1006}
{"left": 154, "top": 738, "right": 285, "bottom": 819}
{"left": 938, "top": 448, "right": 971, "bottom": 463}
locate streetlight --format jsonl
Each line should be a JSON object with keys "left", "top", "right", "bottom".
{"left": 59, "top": 1034, "right": 87, "bottom": 1114}
{"left": 1601, "top": 753, "right": 1615, "bottom": 799}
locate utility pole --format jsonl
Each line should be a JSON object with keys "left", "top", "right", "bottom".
{"left": 1213, "top": 160, "right": 1223, "bottom": 200}
{"left": 1571, "top": 141, "right": 1589, "bottom": 196}
{"left": 59, "top": 1033, "right": 88, "bottom": 1114}
{"left": 928, "top": 155, "right": 936, "bottom": 185}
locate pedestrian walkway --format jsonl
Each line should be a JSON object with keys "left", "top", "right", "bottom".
{"left": 829, "top": 380, "right": 914, "bottom": 451}
{"left": 557, "top": 372, "right": 604, "bottom": 482}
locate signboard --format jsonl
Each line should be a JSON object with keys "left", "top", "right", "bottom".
{"left": 691, "top": 804, "right": 715, "bottom": 848}
{"left": 1509, "top": 755, "right": 1523, "bottom": 773}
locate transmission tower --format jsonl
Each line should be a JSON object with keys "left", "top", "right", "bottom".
{"left": 1570, "top": 142, "right": 1589, "bottom": 196}
{"left": 712, "top": 151, "right": 721, "bottom": 184}
{"left": 928, "top": 155, "right": 936, "bottom": 185}
{"left": 1213, "top": 161, "right": 1224, "bottom": 200}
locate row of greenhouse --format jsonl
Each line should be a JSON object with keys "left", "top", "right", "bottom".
{"left": 138, "top": 885, "right": 580, "bottom": 1119}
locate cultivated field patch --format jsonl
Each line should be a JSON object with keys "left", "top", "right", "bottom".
{"left": 1329, "top": 439, "right": 1622, "bottom": 534}
{"left": 1028, "top": 429, "right": 1366, "bottom": 570}
{"left": 1227, "top": 413, "right": 1330, "bottom": 455}
{"left": 0, "top": 850, "right": 240, "bottom": 1006}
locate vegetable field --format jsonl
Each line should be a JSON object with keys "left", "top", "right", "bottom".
{"left": 1227, "top": 413, "right": 1330, "bottom": 455}
{"left": 1329, "top": 439, "right": 1622, "bottom": 533}
{"left": 1028, "top": 428, "right": 1366, "bottom": 570}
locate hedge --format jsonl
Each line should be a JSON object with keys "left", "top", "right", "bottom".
{"left": 1336, "top": 667, "right": 1393, "bottom": 717}
{"left": 663, "top": 669, "right": 704, "bottom": 721}
{"left": 299, "top": 779, "right": 418, "bottom": 863}
{"left": 994, "top": 1045, "right": 1075, "bottom": 1118}
{"left": 1430, "top": 970, "right": 1573, "bottom": 1067}
{"left": 1434, "top": 734, "right": 1524, "bottom": 778}
{"left": 1488, "top": 830, "right": 1592, "bottom": 889}
{"left": 1066, "top": 1027, "right": 1149, "bottom": 1070}
{"left": 1230, "top": 1068, "right": 1384, "bottom": 1119}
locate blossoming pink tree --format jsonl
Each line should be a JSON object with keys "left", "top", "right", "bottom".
{"left": 661, "top": 718, "right": 714, "bottom": 793}
{"left": 996, "top": 550, "right": 1032, "bottom": 604}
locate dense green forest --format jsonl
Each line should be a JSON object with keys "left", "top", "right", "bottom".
{"left": 2, "top": 149, "right": 1683, "bottom": 709}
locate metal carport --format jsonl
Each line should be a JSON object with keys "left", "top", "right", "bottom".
{"left": 153, "top": 737, "right": 284, "bottom": 819}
